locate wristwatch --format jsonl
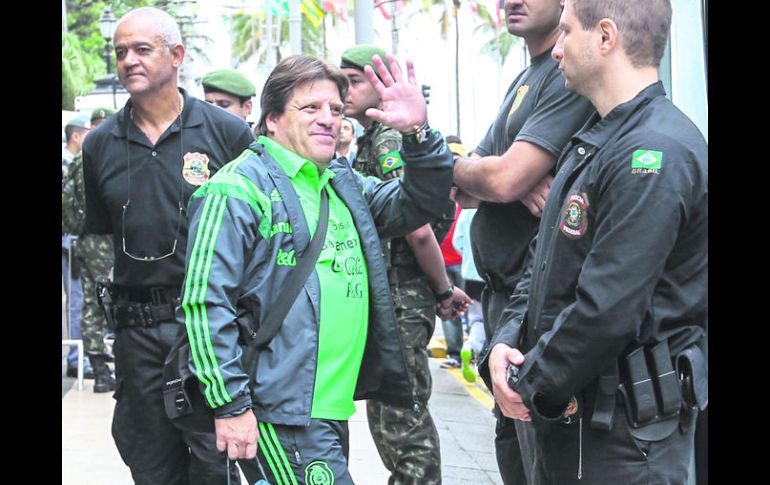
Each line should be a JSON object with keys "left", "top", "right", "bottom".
{"left": 403, "top": 121, "right": 431, "bottom": 144}
{"left": 435, "top": 284, "right": 454, "bottom": 302}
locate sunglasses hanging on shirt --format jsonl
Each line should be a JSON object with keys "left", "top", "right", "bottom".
{"left": 121, "top": 94, "right": 186, "bottom": 262}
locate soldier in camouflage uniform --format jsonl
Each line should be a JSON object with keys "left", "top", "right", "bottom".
{"left": 341, "top": 46, "right": 471, "bottom": 485}
{"left": 62, "top": 108, "right": 117, "bottom": 393}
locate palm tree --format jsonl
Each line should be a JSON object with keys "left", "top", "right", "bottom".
{"left": 226, "top": 0, "right": 336, "bottom": 67}
{"left": 62, "top": 32, "right": 103, "bottom": 110}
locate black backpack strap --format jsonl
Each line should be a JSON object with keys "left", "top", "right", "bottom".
{"left": 252, "top": 188, "right": 330, "bottom": 348}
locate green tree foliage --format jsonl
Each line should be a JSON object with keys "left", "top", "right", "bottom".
{"left": 63, "top": 32, "right": 102, "bottom": 110}
{"left": 63, "top": 0, "right": 205, "bottom": 109}
{"left": 473, "top": 1, "right": 517, "bottom": 67}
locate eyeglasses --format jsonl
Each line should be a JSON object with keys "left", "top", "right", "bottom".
{"left": 121, "top": 199, "right": 183, "bottom": 261}
{"left": 121, "top": 107, "right": 185, "bottom": 262}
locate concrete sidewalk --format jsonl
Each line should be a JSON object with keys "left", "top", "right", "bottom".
{"left": 62, "top": 357, "right": 501, "bottom": 485}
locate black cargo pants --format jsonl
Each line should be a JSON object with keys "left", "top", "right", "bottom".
{"left": 111, "top": 315, "right": 239, "bottom": 485}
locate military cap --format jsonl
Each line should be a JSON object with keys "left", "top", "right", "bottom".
{"left": 340, "top": 45, "right": 397, "bottom": 78}
{"left": 90, "top": 107, "right": 115, "bottom": 123}
{"left": 202, "top": 69, "right": 256, "bottom": 98}
{"left": 66, "top": 114, "right": 91, "bottom": 129}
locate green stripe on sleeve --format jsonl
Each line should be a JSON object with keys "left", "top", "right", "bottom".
{"left": 182, "top": 194, "right": 225, "bottom": 407}
{"left": 183, "top": 194, "right": 231, "bottom": 407}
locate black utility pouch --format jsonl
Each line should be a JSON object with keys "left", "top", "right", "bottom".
{"left": 162, "top": 330, "right": 215, "bottom": 433}
{"left": 647, "top": 341, "right": 682, "bottom": 416}
{"left": 622, "top": 347, "right": 658, "bottom": 425}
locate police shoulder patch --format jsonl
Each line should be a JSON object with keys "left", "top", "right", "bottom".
{"left": 379, "top": 150, "right": 403, "bottom": 174}
{"left": 630, "top": 149, "right": 663, "bottom": 175}
{"left": 559, "top": 190, "right": 589, "bottom": 239}
{"left": 182, "top": 152, "right": 211, "bottom": 186}
{"left": 305, "top": 460, "right": 335, "bottom": 485}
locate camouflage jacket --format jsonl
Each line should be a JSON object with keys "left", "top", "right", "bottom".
{"left": 62, "top": 152, "right": 86, "bottom": 236}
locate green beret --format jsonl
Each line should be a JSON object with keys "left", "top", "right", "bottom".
{"left": 340, "top": 45, "right": 398, "bottom": 78}
{"left": 202, "top": 69, "right": 256, "bottom": 98}
{"left": 66, "top": 114, "right": 91, "bottom": 129}
{"left": 90, "top": 107, "right": 115, "bottom": 122}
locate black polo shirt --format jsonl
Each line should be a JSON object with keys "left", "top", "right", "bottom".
{"left": 512, "top": 82, "right": 708, "bottom": 412}
{"left": 471, "top": 50, "right": 594, "bottom": 287}
{"left": 82, "top": 88, "right": 255, "bottom": 290}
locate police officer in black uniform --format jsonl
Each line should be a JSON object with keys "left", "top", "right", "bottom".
{"left": 481, "top": 1, "right": 707, "bottom": 483}
{"left": 452, "top": 0, "right": 594, "bottom": 482}
{"left": 82, "top": 8, "right": 254, "bottom": 485}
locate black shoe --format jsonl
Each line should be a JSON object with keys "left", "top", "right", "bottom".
{"left": 93, "top": 372, "right": 116, "bottom": 393}
{"left": 66, "top": 365, "right": 94, "bottom": 379}
{"left": 90, "top": 356, "right": 116, "bottom": 393}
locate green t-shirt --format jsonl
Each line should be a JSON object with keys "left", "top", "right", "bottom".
{"left": 260, "top": 136, "right": 369, "bottom": 420}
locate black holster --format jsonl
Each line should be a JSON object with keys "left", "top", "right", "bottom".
{"left": 95, "top": 276, "right": 116, "bottom": 331}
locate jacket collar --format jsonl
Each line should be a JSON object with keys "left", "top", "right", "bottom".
{"left": 573, "top": 81, "right": 665, "bottom": 149}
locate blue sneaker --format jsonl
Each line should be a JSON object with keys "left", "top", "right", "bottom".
{"left": 460, "top": 344, "right": 476, "bottom": 383}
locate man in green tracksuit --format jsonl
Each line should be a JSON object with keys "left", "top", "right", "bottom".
{"left": 179, "top": 54, "right": 454, "bottom": 485}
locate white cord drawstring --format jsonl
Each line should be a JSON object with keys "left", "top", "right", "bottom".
{"left": 578, "top": 417, "right": 583, "bottom": 480}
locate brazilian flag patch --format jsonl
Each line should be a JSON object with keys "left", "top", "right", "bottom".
{"left": 631, "top": 149, "right": 663, "bottom": 174}
{"left": 379, "top": 151, "right": 403, "bottom": 174}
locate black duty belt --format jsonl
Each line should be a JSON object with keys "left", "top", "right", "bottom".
{"left": 113, "top": 286, "right": 182, "bottom": 329}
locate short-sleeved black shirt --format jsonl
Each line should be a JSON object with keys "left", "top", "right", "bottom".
{"left": 82, "top": 88, "right": 255, "bottom": 289}
{"left": 471, "top": 51, "right": 594, "bottom": 287}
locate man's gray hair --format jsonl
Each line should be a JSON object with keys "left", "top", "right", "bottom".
{"left": 117, "top": 7, "right": 183, "bottom": 48}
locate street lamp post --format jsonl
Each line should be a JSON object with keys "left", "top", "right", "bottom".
{"left": 98, "top": 8, "right": 117, "bottom": 108}
{"left": 77, "top": 7, "right": 128, "bottom": 112}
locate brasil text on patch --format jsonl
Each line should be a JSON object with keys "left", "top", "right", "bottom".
{"left": 631, "top": 149, "right": 663, "bottom": 174}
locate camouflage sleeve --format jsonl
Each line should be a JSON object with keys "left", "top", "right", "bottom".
{"left": 374, "top": 133, "right": 404, "bottom": 181}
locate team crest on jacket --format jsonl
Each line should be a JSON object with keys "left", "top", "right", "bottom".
{"left": 182, "top": 152, "right": 211, "bottom": 186}
{"left": 559, "top": 191, "right": 589, "bottom": 239}
{"left": 305, "top": 461, "right": 335, "bottom": 485}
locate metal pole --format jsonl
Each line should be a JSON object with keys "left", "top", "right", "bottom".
{"left": 266, "top": 0, "right": 275, "bottom": 67}
{"left": 391, "top": 0, "right": 398, "bottom": 54}
{"left": 104, "top": 39, "right": 112, "bottom": 75}
{"left": 112, "top": 76, "right": 117, "bottom": 109}
{"left": 354, "top": 0, "right": 374, "bottom": 45}
{"left": 454, "top": 6, "right": 460, "bottom": 136}
{"left": 289, "top": 0, "right": 302, "bottom": 54}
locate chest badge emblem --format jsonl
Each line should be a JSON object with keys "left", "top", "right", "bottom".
{"left": 559, "top": 191, "right": 589, "bottom": 239}
{"left": 508, "top": 85, "right": 530, "bottom": 117}
{"left": 182, "top": 152, "right": 211, "bottom": 186}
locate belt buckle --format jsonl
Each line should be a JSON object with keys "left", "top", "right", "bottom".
{"left": 150, "top": 287, "right": 167, "bottom": 306}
